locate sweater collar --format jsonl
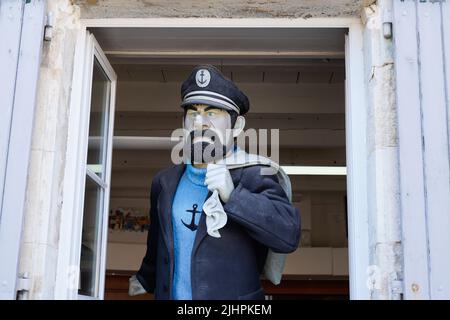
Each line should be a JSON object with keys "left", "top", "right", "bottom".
{"left": 185, "top": 164, "right": 206, "bottom": 186}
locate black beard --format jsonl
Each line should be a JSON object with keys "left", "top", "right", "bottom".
{"left": 184, "top": 129, "right": 232, "bottom": 164}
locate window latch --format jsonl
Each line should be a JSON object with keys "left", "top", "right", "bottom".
{"left": 44, "top": 12, "right": 54, "bottom": 42}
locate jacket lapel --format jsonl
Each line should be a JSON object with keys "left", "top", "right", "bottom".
{"left": 158, "top": 164, "right": 185, "bottom": 254}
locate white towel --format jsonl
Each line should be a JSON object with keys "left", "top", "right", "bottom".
{"left": 203, "top": 190, "right": 228, "bottom": 238}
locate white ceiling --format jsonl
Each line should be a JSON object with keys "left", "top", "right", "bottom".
{"left": 112, "top": 60, "right": 345, "bottom": 84}
{"left": 90, "top": 27, "right": 347, "bottom": 58}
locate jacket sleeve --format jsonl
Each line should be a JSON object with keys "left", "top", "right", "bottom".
{"left": 135, "top": 174, "right": 161, "bottom": 293}
{"left": 223, "top": 165, "right": 301, "bottom": 253}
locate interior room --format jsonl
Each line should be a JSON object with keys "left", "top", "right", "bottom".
{"left": 88, "top": 27, "right": 349, "bottom": 299}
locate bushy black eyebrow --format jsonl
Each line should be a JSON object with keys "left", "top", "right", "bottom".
{"left": 204, "top": 106, "right": 223, "bottom": 112}
{"left": 185, "top": 105, "right": 198, "bottom": 111}
{"left": 185, "top": 105, "right": 223, "bottom": 112}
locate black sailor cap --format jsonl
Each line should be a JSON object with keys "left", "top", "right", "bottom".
{"left": 180, "top": 65, "right": 250, "bottom": 115}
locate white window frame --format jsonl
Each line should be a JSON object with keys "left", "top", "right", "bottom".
{"left": 56, "top": 18, "right": 369, "bottom": 300}
{"left": 55, "top": 31, "right": 116, "bottom": 300}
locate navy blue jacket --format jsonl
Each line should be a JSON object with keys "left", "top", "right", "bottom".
{"left": 136, "top": 164, "right": 300, "bottom": 300}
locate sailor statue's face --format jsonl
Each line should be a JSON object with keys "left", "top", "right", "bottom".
{"left": 183, "top": 104, "right": 235, "bottom": 164}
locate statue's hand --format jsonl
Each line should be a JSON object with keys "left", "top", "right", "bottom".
{"left": 128, "top": 275, "right": 146, "bottom": 296}
{"left": 205, "top": 164, "right": 234, "bottom": 203}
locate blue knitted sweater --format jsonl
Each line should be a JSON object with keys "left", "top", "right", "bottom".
{"left": 171, "top": 164, "right": 208, "bottom": 300}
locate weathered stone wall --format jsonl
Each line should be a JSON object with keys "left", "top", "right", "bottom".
{"left": 362, "top": 0, "right": 402, "bottom": 300}
{"left": 74, "top": 0, "right": 363, "bottom": 19}
{"left": 19, "top": 0, "right": 81, "bottom": 299}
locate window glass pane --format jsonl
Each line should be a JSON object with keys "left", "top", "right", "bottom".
{"left": 78, "top": 175, "right": 104, "bottom": 297}
{"left": 87, "top": 57, "right": 110, "bottom": 179}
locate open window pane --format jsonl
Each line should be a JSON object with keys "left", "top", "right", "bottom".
{"left": 87, "top": 57, "right": 111, "bottom": 179}
{"left": 71, "top": 33, "right": 116, "bottom": 300}
{"left": 79, "top": 175, "right": 104, "bottom": 297}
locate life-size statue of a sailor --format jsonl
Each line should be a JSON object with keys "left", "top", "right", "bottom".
{"left": 129, "top": 65, "right": 301, "bottom": 300}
